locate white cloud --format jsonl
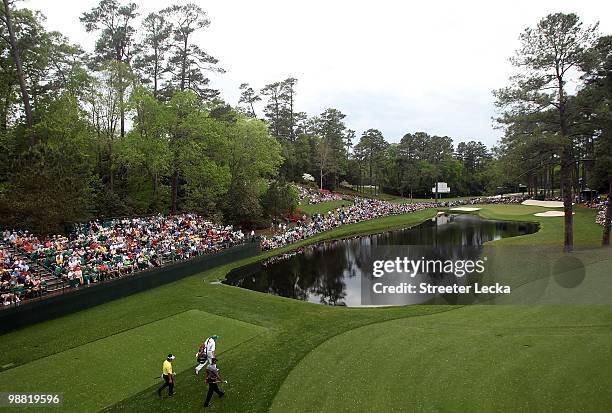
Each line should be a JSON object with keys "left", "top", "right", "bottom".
{"left": 24, "top": 0, "right": 612, "bottom": 147}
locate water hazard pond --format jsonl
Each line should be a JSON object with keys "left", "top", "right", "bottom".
{"left": 223, "top": 214, "right": 539, "bottom": 306}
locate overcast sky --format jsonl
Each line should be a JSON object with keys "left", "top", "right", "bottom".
{"left": 25, "top": 0, "right": 612, "bottom": 147}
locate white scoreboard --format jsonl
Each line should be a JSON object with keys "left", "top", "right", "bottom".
{"left": 432, "top": 182, "right": 451, "bottom": 194}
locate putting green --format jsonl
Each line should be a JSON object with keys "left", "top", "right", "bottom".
{"left": 464, "top": 204, "right": 548, "bottom": 216}
{"left": 0, "top": 309, "right": 265, "bottom": 412}
{"left": 271, "top": 305, "right": 612, "bottom": 412}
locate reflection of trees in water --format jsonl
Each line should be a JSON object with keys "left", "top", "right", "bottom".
{"left": 257, "top": 241, "right": 349, "bottom": 305}
{"left": 311, "top": 246, "right": 348, "bottom": 305}
{"left": 418, "top": 215, "right": 537, "bottom": 247}
{"left": 266, "top": 258, "right": 309, "bottom": 301}
{"left": 226, "top": 214, "right": 538, "bottom": 306}
{"left": 350, "top": 237, "right": 372, "bottom": 280}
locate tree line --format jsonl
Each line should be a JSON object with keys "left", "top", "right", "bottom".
{"left": 0, "top": 2, "right": 610, "bottom": 246}
{"left": 0, "top": 0, "right": 293, "bottom": 232}
{"left": 493, "top": 13, "right": 611, "bottom": 248}
{"left": 239, "top": 78, "right": 496, "bottom": 198}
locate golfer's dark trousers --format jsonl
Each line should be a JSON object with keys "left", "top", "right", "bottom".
{"left": 204, "top": 382, "right": 224, "bottom": 406}
{"left": 158, "top": 374, "right": 174, "bottom": 396}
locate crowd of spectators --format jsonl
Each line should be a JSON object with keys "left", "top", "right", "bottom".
{"left": 262, "top": 249, "right": 304, "bottom": 267}
{"left": 594, "top": 200, "right": 608, "bottom": 226}
{"left": 297, "top": 185, "right": 344, "bottom": 204}
{"left": 261, "top": 198, "right": 433, "bottom": 250}
{"left": 1, "top": 214, "right": 245, "bottom": 304}
{"left": 578, "top": 195, "right": 608, "bottom": 227}
{"left": 260, "top": 195, "right": 529, "bottom": 250}
{"left": 439, "top": 195, "right": 527, "bottom": 206}
{"left": 0, "top": 246, "right": 46, "bottom": 307}
{"left": 596, "top": 208, "right": 606, "bottom": 226}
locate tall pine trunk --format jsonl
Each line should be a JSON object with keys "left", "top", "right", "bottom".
{"left": 108, "top": 138, "right": 114, "bottom": 193}
{"left": 0, "top": 88, "right": 9, "bottom": 131}
{"left": 320, "top": 167, "right": 323, "bottom": 190}
{"left": 153, "top": 50, "right": 159, "bottom": 99}
{"left": 2, "top": 0, "right": 34, "bottom": 143}
{"left": 120, "top": 90, "right": 125, "bottom": 139}
{"left": 559, "top": 80, "right": 573, "bottom": 252}
{"left": 560, "top": 149, "right": 573, "bottom": 252}
{"left": 152, "top": 173, "right": 158, "bottom": 198}
{"left": 180, "top": 37, "right": 188, "bottom": 91}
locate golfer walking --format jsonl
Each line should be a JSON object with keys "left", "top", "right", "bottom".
{"left": 157, "top": 354, "right": 176, "bottom": 397}
{"left": 195, "top": 335, "right": 219, "bottom": 375}
{"left": 204, "top": 357, "right": 225, "bottom": 407}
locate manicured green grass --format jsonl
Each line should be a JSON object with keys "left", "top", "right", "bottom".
{"left": 454, "top": 204, "right": 547, "bottom": 215}
{"left": 298, "top": 200, "right": 350, "bottom": 215}
{"left": 470, "top": 204, "right": 603, "bottom": 246}
{"left": 0, "top": 310, "right": 265, "bottom": 412}
{"left": 0, "top": 204, "right": 609, "bottom": 412}
{"left": 271, "top": 305, "right": 612, "bottom": 413}
{"left": 467, "top": 204, "right": 611, "bottom": 307}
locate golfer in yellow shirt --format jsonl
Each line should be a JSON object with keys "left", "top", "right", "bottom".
{"left": 157, "top": 354, "right": 176, "bottom": 397}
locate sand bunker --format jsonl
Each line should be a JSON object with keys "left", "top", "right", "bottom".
{"left": 449, "top": 207, "right": 481, "bottom": 212}
{"left": 533, "top": 211, "right": 575, "bottom": 217}
{"left": 522, "top": 200, "right": 565, "bottom": 208}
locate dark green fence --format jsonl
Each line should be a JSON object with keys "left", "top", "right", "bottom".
{"left": 0, "top": 242, "right": 260, "bottom": 334}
